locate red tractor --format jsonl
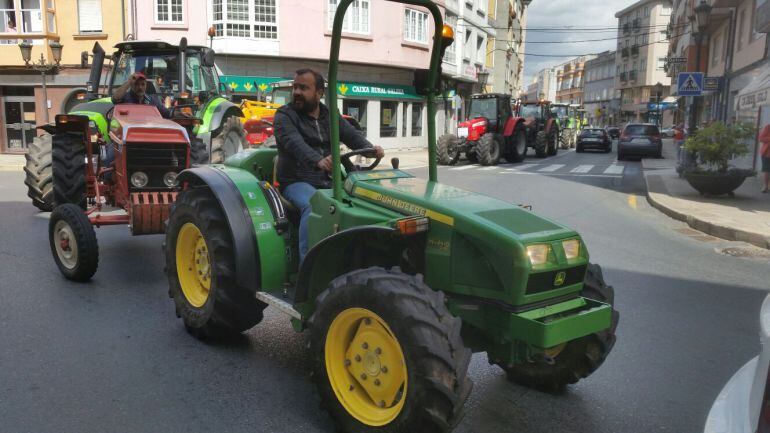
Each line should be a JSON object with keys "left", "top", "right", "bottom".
{"left": 514, "top": 99, "right": 560, "bottom": 158}
{"left": 47, "top": 104, "right": 200, "bottom": 281}
{"left": 437, "top": 93, "right": 528, "bottom": 166}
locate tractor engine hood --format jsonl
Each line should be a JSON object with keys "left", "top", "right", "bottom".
{"left": 457, "top": 117, "right": 488, "bottom": 141}
{"left": 109, "top": 104, "right": 190, "bottom": 144}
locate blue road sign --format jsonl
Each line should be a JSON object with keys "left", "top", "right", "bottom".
{"left": 677, "top": 72, "right": 704, "bottom": 96}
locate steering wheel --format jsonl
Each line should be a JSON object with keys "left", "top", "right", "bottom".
{"left": 341, "top": 148, "right": 381, "bottom": 172}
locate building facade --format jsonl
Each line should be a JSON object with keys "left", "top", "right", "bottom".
{"left": 583, "top": 51, "right": 621, "bottom": 126}
{"left": 522, "top": 66, "right": 556, "bottom": 102}
{"left": 0, "top": 0, "right": 126, "bottom": 153}
{"left": 487, "top": 0, "right": 527, "bottom": 95}
{"left": 555, "top": 56, "right": 594, "bottom": 105}
{"left": 615, "top": 0, "right": 672, "bottom": 124}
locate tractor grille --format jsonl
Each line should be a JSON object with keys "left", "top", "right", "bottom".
{"left": 126, "top": 144, "right": 187, "bottom": 190}
{"left": 526, "top": 265, "right": 587, "bottom": 295}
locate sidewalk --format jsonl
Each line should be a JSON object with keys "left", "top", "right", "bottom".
{"left": 0, "top": 154, "right": 24, "bottom": 172}
{"left": 642, "top": 140, "right": 770, "bottom": 249}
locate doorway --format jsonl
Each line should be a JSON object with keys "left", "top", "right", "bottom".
{"left": 3, "top": 96, "right": 37, "bottom": 153}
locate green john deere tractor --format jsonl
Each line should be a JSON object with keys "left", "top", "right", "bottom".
{"left": 23, "top": 38, "right": 246, "bottom": 211}
{"left": 163, "top": 2, "right": 619, "bottom": 432}
{"left": 551, "top": 102, "right": 576, "bottom": 149}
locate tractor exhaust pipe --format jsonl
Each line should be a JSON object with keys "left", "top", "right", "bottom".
{"left": 86, "top": 42, "right": 105, "bottom": 100}
{"left": 178, "top": 37, "right": 187, "bottom": 98}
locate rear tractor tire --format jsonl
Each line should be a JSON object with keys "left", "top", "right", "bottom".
{"left": 164, "top": 187, "right": 267, "bottom": 339}
{"left": 534, "top": 131, "right": 548, "bottom": 158}
{"left": 210, "top": 116, "right": 246, "bottom": 164}
{"left": 437, "top": 134, "right": 460, "bottom": 165}
{"left": 491, "top": 263, "right": 619, "bottom": 392}
{"left": 24, "top": 134, "right": 54, "bottom": 211}
{"left": 506, "top": 127, "right": 527, "bottom": 163}
{"left": 49, "top": 203, "right": 98, "bottom": 281}
{"left": 309, "top": 267, "right": 472, "bottom": 433}
{"left": 547, "top": 132, "right": 559, "bottom": 156}
{"left": 52, "top": 132, "right": 87, "bottom": 209}
{"left": 476, "top": 133, "right": 501, "bottom": 166}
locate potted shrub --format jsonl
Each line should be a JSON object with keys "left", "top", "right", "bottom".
{"left": 682, "top": 122, "right": 756, "bottom": 196}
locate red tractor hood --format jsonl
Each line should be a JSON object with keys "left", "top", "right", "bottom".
{"left": 458, "top": 117, "right": 488, "bottom": 141}
{"left": 110, "top": 104, "right": 190, "bottom": 144}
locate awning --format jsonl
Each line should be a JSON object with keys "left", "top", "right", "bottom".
{"left": 220, "top": 75, "right": 286, "bottom": 93}
{"left": 735, "top": 67, "right": 770, "bottom": 111}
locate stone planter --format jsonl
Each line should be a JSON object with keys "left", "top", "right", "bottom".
{"left": 683, "top": 169, "right": 755, "bottom": 196}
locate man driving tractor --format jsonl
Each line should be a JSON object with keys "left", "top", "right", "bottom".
{"left": 112, "top": 71, "right": 172, "bottom": 119}
{"left": 274, "top": 68, "right": 385, "bottom": 263}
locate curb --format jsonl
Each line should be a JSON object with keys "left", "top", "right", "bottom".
{"left": 643, "top": 173, "right": 770, "bottom": 250}
{"left": 0, "top": 165, "right": 23, "bottom": 172}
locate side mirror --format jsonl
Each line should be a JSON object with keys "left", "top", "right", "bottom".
{"left": 202, "top": 48, "right": 216, "bottom": 67}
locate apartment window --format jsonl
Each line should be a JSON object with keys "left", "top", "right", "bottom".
{"left": 640, "top": 58, "right": 646, "bottom": 71}
{"left": 643, "top": 33, "right": 648, "bottom": 44}
{"left": 443, "top": 13, "right": 456, "bottom": 63}
{"left": 78, "top": 0, "right": 102, "bottom": 33}
{"left": 737, "top": 9, "right": 745, "bottom": 50}
{"left": 643, "top": 6, "right": 648, "bottom": 17}
{"left": 660, "top": 30, "right": 667, "bottom": 41}
{"left": 411, "top": 102, "right": 423, "bottom": 136}
{"left": 751, "top": 0, "right": 761, "bottom": 41}
{"left": 711, "top": 34, "right": 721, "bottom": 66}
{"left": 661, "top": 6, "right": 671, "bottom": 15}
{"left": 476, "top": 35, "right": 484, "bottom": 63}
{"left": 380, "top": 101, "right": 398, "bottom": 138}
{"left": 477, "top": 0, "right": 485, "bottom": 14}
{"left": 212, "top": 0, "right": 277, "bottom": 39}
{"left": 404, "top": 8, "right": 427, "bottom": 43}
{"left": 156, "top": 0, "right": 183, "bottom": 23}
{"left": 657, "top": 57, "right": 665, "bottom": 70}
{"left": 328, "top": 0, "right": 369, "bottom": 34}
{"left": 464, "top": 29, "right": 472, "bottom": 59}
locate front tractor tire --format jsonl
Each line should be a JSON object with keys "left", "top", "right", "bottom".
{"left": 492, "top": 263, "right": 619, "bottom": 392}
{"left": 547, "top": 131, "right": 559, "bottom": 156}
{"left": 164, "top": 188, "right": 267, "bottom": 339}
{"left": 437, "top": 134, "right": 460, "bottom": 165}
{"left": 506, "top": 127, "right": 527, "bottom": 163}
{"left": 309, "top": 268, "right": 472, "bottom": 433}
{"left": 534, "top": 131, "right": 548, "bottom": 158}
{"left": 52, "top": 132, "right": 87, "bottom": 208}
{"left": 24, "top": 134, "right": 54, "bottom": 211}
{"left": 49, "top": 203, "right": 98, "bottom": 281}
{"left": 210, "top": 116, "right": 246, "bottom": 164}
{"left": 476, "top": 133, "right": 501, "bottom": 166}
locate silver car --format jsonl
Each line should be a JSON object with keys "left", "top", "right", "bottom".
{"left": 704, "top": 294, "right": 770, "bottom": 433}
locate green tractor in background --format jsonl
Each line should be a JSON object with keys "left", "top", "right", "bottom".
{"left": 162, "top": 2, "right": 619, "bottom": 432}
{"left": 23, "top": 38, "right": 246, "bottom": 211}
{"left": 551, "top": 102, "right": 576, "bottom": 149}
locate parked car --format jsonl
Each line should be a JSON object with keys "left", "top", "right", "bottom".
{"left": 704, "top": 294, "right": 770, "bottom": 433}
{"left": 661, "top": 126, "right": 676, "bottom": 137}
{"left": 605, "top": 126, "right": 620, "bottom": 139}
{"left": 618, "top": 123, "right": 663, "bottom": 160}
{"left": 576, "top": 128, "right": 612, "bottom": 153}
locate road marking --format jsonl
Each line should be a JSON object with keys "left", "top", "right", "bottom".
{"left": 479, "top": 166, "right": 497, "bottom": 171}
{"left": 603, "top": 165, "right": 625, "bottom": 175}
{"left": 628, "top": 194, "right": 637, "bottom": 209}
{"left": 507, "top": 163, "right": 539, "bottom": 171}
{"left": 570, "top": 164, "right": 594, "bottom": 173}
{"left": 449, "top": 165, "right": 475, "bottom": 171}
{"left": 538, "top": 164, "right": 565, "bottom": 172}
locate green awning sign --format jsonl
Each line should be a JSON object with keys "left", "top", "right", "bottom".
{"left": 337, "top": 81, "right": 422, "bottom": 100}
{"left": 220, "top": 76, "right": 285, "bottom": 93}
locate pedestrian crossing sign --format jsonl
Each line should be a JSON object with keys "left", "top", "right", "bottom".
{"left": 677, "top": 72, "right": 704, "bottom": 96}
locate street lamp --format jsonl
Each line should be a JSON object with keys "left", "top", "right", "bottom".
{"left": 687, "top": 0, "right": 712, "bottom": 135}
{"left": 19, "top": 40, "right": 63, "bottom": 124}
{"left": 477, "top": 67, "right": 489, "bottom": 94}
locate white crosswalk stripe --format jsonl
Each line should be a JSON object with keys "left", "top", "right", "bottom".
{"left": 603, "top": 165, "right": 625, "bottom": 175}
{"left": 506, "top": 163, "right": 539, "bottom": 171}
{"left": 449, "top": 165, "right": 475, "bottom": 171}
{"left": 570, "top": 165, "right": 594, "bottom": 173}
{"left": 538, "top": 164, "right": 565, "bottom": 172}
{"left": 479, "top": 166, "right": 497, "bottom": 171}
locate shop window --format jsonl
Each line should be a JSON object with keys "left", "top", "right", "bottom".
{"left": 404, "top": 8, "right": 427, "bottom": 43}
{"left": 328, "top": 0, "right": 369, "bottom": 34}
{"left": 78, "top": 0, "right": 102, "bottom": 33}
{"left": 380, "top": 101, "right": 398, "bottom": 138}
{"left": 156, "top": 0, "right": 183, "bottom": 24}
{"left": 212, "top": 0, "right": 277, "bottom": 39}
{"left": 343, "top": 99, "right": 367, "bottom": 136}
{"left": 411, "top": 102, "right": 423, "bottom": 136}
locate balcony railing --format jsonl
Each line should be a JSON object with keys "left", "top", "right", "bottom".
{"left": 621, "top": 47, "right": 630, "bottom": 57}
{"left": 631, "top": 45, "right": 639, "bottom": 56}
{"left": 632, "top": 18, "right": 640, "bottom": 31}
{"left": 620, "top": 72, "right": 627, "bottom": 81}
{"left": 629, "top": 70, "right": 638, "bottom": 81}
{"left": 623, "top": 23, "right": 630, "bottom": 34}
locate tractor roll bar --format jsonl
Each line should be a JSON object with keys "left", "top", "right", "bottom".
{"left": 328, "top": 0, "right": 444, "bottom": 200}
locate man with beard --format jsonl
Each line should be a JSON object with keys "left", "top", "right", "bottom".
{"left": 274, "top": 68, "right": 384, "bottom": 263}
{"left": 112, "top": 71, "right": 172, "bottom": 119}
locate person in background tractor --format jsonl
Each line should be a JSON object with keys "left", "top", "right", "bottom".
{"left": 274, "top": 68, "right": 385, "bottom": 263}
{"left": 112, "top": 72, "right": 172, "bottom": 119}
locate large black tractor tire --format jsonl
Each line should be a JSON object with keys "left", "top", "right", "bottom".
{"left": 477, "top": 133, "right": 501, "bottom": 166}
{"left": 49, "top": 203, "right": 98, "bottom": 281}
{"left": 24, "top": 134, "right": 54, "bottom": 211}
{"left": 164, "top": 187, "right": 267, "bottom": 340}
{"left": 493, "top": 263, "right": 619, "bottom": 392}
{"left": 52, "top": 132, "right": 87, "bottom": 209}
{"left": 547, "top": 131, "right": 559, "bottom": 156}
{"left": 534, "top": 131, "right": 548, "bottom": 158}
{"left": 559, "top": 134, "right": 569, "bottom": 150}
{"left": 190, "top": 137, "right": 209, "bottom": 165}
{"left": 506, "top": 127, "right": 527, "bottom": 163}
{"left": 210, "top": 116, "right": 246, "bottom": 164}
{"left": 437, "top": 134, "right": 460, "bottom": 165}
{"left": 309, "top": 267, "right": 473, "bottom": 433}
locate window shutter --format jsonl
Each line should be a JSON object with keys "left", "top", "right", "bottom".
{"left": 78, "top": 0, "right": 103, "bottom": 33}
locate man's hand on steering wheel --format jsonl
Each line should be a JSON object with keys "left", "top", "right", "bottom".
{"left": 340, "top": 146, "right": 384, "bottom": 172}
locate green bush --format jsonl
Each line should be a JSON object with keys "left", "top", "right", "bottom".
{"left": 684, "top": 122, "right": 755, "bottom": 172}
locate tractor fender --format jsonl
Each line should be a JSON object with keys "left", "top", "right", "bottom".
{"left": 294, "top": 225, "right": 402, "bottom": 306}
{"left": 503, "top": 117, "right": 525, "bottom": 136}
{"left": 205, "top": 99, "right": 245, "bottom": 135}
{"left": 545, "top": 118, "right": 556, "bottom": 135}
{"left": 176, "top": 166, "right": 260, "bottom": 292}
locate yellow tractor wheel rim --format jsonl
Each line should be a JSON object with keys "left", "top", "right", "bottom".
{"left": 175, "top": 223, "right": 211, "bottom": 308}
{"left": 325, "top": 308, "right": 407, "bottom": 427}
{"left": 543, "top": 343, "right": 567, "bottom": 359}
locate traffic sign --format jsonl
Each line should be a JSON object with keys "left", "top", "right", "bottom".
{"left": 704, "top": 77, "right": 722, "bottom": 91}
{"left": 668, "top": 57, "right": 687, "bottom": 64}
{"left": 677, "top": 72, "right": 704, "bottom": 96}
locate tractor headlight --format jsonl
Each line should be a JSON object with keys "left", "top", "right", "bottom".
{"left": 162, "top": 171, "right": 178, "bottom": 187}
{"left": 130, "top": 171, "right": 149, "bottom": 188}
{"left": 562, "top": 239, "right": 580, "bottom": 259}
{"left": 526, "top": 244, "right": 550, "bottom": 266}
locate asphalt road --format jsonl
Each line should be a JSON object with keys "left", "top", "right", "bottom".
{"left": 0, "top": 141, "right": 767, "bottom": 433}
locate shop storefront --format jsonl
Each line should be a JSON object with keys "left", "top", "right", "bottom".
{"left": 735, "top": 64, "right": 770, "bottom": 179}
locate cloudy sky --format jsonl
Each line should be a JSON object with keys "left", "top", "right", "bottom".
{"left": 521, "top": 0, "right": 636, "bottom": 86}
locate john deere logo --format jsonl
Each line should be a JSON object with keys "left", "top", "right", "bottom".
{"left": 554, "top": 271, "right": 566, "bottom": 287}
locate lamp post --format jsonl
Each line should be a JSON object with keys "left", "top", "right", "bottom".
{"left": 476, "top": 66, "right": 489, "bottom": 94}
{"left": 19, "top": 41, "right": 63, "bottom": 124}
{"left": 687, "top": 0, "right": 712, "bottom": 136}
{"left": 654, "top": 82, "right": 663, "bottom": 127}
